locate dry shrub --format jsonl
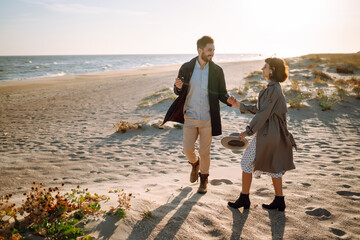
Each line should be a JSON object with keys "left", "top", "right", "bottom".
{"left": 303, "top": 53, "right": 360, "bottom": 70}
{"left": 312, "top": 69, "right": 333, "bottom": 81}
{"left": 334, "top": 78, "right": 347, "bottom": 85}
{"left": 353, "top": 86, "right": 360, "bottom": 99}
{"left": 114, "top": 120, "right": 145, "bottom": 133}
{"left": 313, "top": 75, "right": 328, "bottom": 86}
{"left": 336, "top": 66, "right": 354, "bottom": 74}
{"left": 245, "top": 71, "right": 262, "bottom": 79}
{"left": 290, "top": 78, "right": 301, "bottom": 92}
{"left": 335, "top": 86, "right": 348, "bottom": 101}
{"left": 241, "top": 97, "right": 257, "bottom": 103}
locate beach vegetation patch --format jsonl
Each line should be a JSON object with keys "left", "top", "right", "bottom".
{"left": 0, "top": 183, "right": 133, "bottom": 239}
{"left": 313, "top": 75, "right": 328, "bottom": 86}
{"left": 114, "top": 120, "right": 147, "bottom": 133}
{"left": 240, "top": 97, "right": 257, "bottom": 104}
{"left": 142, "top": 211, "right": 152, "bottom": 219}
{"left": 173, "top": 124, "right": 183, "bottom": 129}
{"left": 290, "top": 78, "right": 301, "bottom": 92}
{"left": 335, "top": 86, "right": 348, "bottom": 102}
{"left": 311, "top": 69, "right": 333, "bottom": 81}
{"left": 316, "top": 89, "right": 337, "bottom": 111}
{"left": 245, "top": 71, "right": 262, "bottom": 79}
{"left": 137, "top": 88, "right": 176, "bottom": 108}
{"left": 302, "top": 53, "right": 360, "bottom": 70}
{"left": 336, "top": 66, "right": 354, "bottom": 74}
{"left": 287, "top": 92, "right": 310, "bottom": 110}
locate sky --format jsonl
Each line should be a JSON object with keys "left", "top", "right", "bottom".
{"left": 0, "top": 0, "right": 359, "bottom": 57}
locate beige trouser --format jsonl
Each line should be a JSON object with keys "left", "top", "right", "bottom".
{"left": 183, "top": 115, "right": 212, "bottom": 174}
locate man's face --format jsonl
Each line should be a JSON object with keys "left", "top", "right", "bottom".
{"left": 199, "top": 43, "right": 215, "bottom": 62}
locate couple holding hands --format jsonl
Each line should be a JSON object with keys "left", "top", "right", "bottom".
{"left": 163, "top": 36, "right": 296, "bottom": 211}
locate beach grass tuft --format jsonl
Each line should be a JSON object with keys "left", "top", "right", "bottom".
{"left": 137, "top": 88, "right": 176, "bottom": 108}
{"left": 245, "top": 71, "right": 262, "bottom": 79}
{"left": 315, "top": 89, "right": 337, "bottom": 111}
{"left": 311, "top": 69, "right": 333, "bottom": 81}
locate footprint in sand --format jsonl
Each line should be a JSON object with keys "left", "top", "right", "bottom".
{"left": 254, "top": 187, "right": 271, "bottom": 196}
{"left": 305, "top": 207, "right": 331, "bottom": 220}
{"left": 301, "top": 183, "right": 311, "bottom": 187}
{"left": 336, "top": 191, "right": 360, "bottom": 197}
{"left": 210, "top": 179, "right": 233, "bottom": 186}
{"left": 329, "top": 228, "right": 346, "bottom": 237}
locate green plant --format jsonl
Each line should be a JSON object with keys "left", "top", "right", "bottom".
{"left": 142, "top": 211, "right": 152, "bottom": 219}
{"left": 115, "top": 208, "right": 126, "bottom": 219}
{"left": 316, "top": 89, "right": 337, "bottom": 111}
{"left": 288, "top": 93, "right": 307, "bottom": 110}
{"left": 336, "top": 87, "right": 348, "bottom": 101}
{"left": 0, "top": 183, "right": 129, "bottom": 239}
{"left": 173, "top": 124, "right": 183, "bottom": 129}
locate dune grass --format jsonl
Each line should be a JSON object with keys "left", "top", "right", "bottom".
{"left": 311, "top": 69, "right": 333, "bottom": 81}
{"left": 315, "top": 89, "right": 337, "bottom": 111}
{"left": 244, "top": 71, "right": 262, "bottom": 79}
{"left": 302, "top": 53, "right": 360, "bottom": 70}
{"left": 137, "top": 88, "right": 176, "bottom": 108}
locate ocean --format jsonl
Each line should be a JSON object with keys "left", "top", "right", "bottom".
{"left": 0, "top": 54, "right": 264, "bottom": 82}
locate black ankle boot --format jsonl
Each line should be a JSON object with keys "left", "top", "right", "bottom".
{"left": 228, "top": 193, "right": 250, "bottom": 209}
{"left": 262, "top": 196, "right": 286, "bottom": 211}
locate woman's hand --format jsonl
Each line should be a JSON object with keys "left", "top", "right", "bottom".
{"left": 240, "top": 131, "right": 248, "bottom": 141}
{"left": 227, "top": 96, "right": 240, "bottom": 108}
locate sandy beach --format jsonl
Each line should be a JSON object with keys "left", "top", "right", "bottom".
{"left": 1, "top": 57, "right": 359, "bottom": 239}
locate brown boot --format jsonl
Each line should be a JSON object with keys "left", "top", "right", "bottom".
{"left": 197, "top": 173, "right": 209, "bottom": 194}
{"left": 189, "top": 159, "right": 199, "bottom": 183}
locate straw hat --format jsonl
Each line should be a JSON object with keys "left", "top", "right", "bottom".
{"left": 221, "top": 133, "right": 249, "bottom": 151}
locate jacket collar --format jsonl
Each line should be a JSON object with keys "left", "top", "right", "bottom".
{"left": 267, "top": 81, "right": 280, "bottom": 87}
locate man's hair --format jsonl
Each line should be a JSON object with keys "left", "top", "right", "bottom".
{"left": 197, "top": 36, "right": 214, "bottom": 49}
{"left": 265, "top": 57, "right": 289, "bottom": 83}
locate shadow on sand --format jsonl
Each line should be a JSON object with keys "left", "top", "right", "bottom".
{"left": 127, "top": 186, "right": 203, "bottom": 240}
{"left": 228, "top": 206, "right": 249, "bottom": 240}
{"left": 266, "top": 209, "right": 286, "bottom": 240}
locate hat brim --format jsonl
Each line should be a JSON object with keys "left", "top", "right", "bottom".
{"left": 221, "top": 134, "right": 249, "bottom": 151}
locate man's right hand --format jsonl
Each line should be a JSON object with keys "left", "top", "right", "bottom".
{"left": 175, "top": 78, "right": 184, "bottom": 89}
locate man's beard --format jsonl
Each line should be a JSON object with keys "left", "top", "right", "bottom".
{"left": 201, "top": 52, "right": 213, "bottom": 62}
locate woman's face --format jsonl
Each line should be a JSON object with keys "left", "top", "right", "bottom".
{"left": 262, "top": 63, "right": 271, "bottom": 80}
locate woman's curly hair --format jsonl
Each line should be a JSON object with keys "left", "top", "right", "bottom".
{"left": 265, "top": 57, "right": 289, "bottom": 82}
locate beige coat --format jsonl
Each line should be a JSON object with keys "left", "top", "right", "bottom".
{"left": 240, "top": 81, "right": 296, "bottom": 173}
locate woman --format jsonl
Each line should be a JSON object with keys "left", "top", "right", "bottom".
{"left": 227, "top": 57, "right": 296, "bottom": 211}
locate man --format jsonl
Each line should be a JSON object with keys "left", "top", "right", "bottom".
{"left": 163, "top": 36, "right": 232, "bottom": 193}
